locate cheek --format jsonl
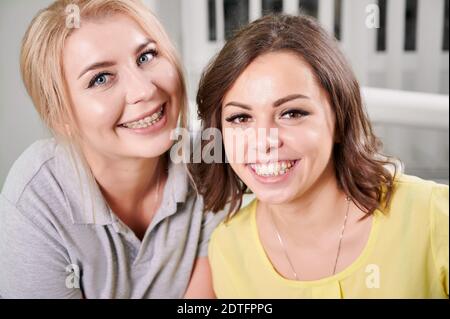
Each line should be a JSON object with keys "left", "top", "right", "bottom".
{"left": 222, "top": 127, "right": 237, "bottom": 162}
{"left": 283, "top": 122, "right": 334, "bottom": 156}
{"left": 151, "top": 58, "right": 181, "bottom": 101}
{"left": 71, "top": 92, "right": 123, "bottom": 131}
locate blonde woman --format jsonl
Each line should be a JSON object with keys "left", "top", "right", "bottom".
{"left": 0, "top": 0, "right": 224, "bottom": 298}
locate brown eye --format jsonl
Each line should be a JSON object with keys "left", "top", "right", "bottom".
{"left": 225, "top": 114, "right": 252, "bottom": 124}
{"left": 280, "top": 109, "right": 309, "bottom": 119}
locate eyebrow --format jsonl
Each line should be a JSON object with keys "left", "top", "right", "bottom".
{"left": 224, "top": 94, "right": 310, "bottom": 109}
{"left": 77, "top": 38, "right": 155, "bottom": 80}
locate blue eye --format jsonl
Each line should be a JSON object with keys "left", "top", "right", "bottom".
{"left": 95, "top": 75, "right": 107, "bottom": 85}
{"left": 137, "top": 49, "right": 158, "bottom": 66}
{"left": 88, "top": 73, "right": 112, "bottom": 88}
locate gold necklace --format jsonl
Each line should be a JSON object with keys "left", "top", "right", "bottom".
{"left": 270, "top": 196, "right": 351, "bottom": 280}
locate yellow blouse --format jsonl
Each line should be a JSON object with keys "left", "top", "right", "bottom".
{"left": 209, "top": 175, "right": 449, "bottom": 298}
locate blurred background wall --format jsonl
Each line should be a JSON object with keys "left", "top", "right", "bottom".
{"left": 1, "top": 0, "right": 448, "bottom": 187}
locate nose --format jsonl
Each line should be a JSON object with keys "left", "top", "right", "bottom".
{"left": 249, "top": 120, "right": 283, "bottom": 160}
{"left": 124, "top": 67, "right": 157, "bottom": 105}
{"left": 256, "top": 127, "right": 282, "bottom": 154}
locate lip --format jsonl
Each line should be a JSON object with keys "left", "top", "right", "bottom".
{"left": 247, "top": 159, "right": 300, "bottom": 184}
{"left": 117, "top": 103, "right": 168, "bottom": 135}
{"left": 248, "top": 159, "right": 294, "bottom": 165}
{"left": 118, "top": 102, "right": 166, "bottom": 126}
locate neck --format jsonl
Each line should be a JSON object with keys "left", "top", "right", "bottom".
{"left": 81, "top": 144, "right": 166, "bottom": 215}
{"left": 260, "top": 162, "right": 348, "bottom": 233}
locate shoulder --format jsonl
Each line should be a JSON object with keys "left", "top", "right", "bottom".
{"left": 1, "top": 138, "right": 58, "bottom": 204}
{"left": 382, "top": 174, "right": 448, "bottom": 236}
{"left": 0, "top": 138, "right": 79, "bottom": 230}
{"left": 389, "top": 176, "right": 448, "bottom": 294}
{"left": 393, "top": 173, "right": 445, "bottom": 190}
{"left": 389, "top": 174, "right": 448, "bottom": 213}
{"left": 210, "top": 199, "right": 257, "bottom": 249}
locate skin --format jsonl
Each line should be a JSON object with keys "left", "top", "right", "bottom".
{"left": 222, "top": 51, "right": 373, "bottom": 281}
{"left": 63, "top": 13, "right": 214, "bottom": 297}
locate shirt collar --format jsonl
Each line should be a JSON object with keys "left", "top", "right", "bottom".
{"left": 55, "top": 142, "right": 190, "bottom": 226}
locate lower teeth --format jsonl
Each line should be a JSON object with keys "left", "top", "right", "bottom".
{"left": 257, "top": 169, "right": 289, "bottom": 177}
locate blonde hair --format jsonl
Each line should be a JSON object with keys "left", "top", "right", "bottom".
{"left": 20, "top": 0, "right": 188, "bottom": 143}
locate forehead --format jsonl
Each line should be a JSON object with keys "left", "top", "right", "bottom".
{"left": 223, "top": 51, "right": 321, "bottom": 103}
{"left": 63, "top": 14, "right": 150, "bottom": 68}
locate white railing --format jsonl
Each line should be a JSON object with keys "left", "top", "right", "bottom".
{"left": 363, "top": 87, "right": 448, "bottom": 183}
{"left": 336, "top": 0, "right": 449, "bottom": 94}
{"left": 362, "top": 87, "right": 449, "bottom": 129}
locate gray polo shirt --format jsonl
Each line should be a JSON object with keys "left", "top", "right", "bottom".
{"left": 0, "top": 139, "right": 225, "bottom": 298}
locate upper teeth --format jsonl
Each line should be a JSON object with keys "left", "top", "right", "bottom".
{"left": 122, "top": 106, "right": 164, "bottom": 129}
{"left": 250, "top": 160, "right": 297, "bottom": 177}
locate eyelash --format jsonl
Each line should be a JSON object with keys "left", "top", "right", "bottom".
{"left": 225, "top": 109, "right": 310, "bottom": 124}
{"left": 137, "top": 48, "right": 158, "bottom": 66}
{"left": 87, "top": 48, "right": 159, "bottom": 89}
{"left": 280, "top": 109, "right": 310, "bottom": 119}
{"left": 225, "top": 113, "right": 251, "bottom": 124}
{"left": 88, "top": 72, "right": 113, "bottom": 89}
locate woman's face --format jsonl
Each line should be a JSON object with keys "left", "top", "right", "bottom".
{"left": 63, "top": 14, "right": 181, "bottom": 160}
{"left": 221, "top": 51, "right": 336, "bottom": 204}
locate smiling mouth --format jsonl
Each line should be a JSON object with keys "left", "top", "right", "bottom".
{"left": 248, "top": 160, "right": 299, "bottom": 177}
{"left": 119, "top": 103, "right": 166, "bottom": 129}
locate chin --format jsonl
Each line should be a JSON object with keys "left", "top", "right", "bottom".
{"left": 128, "top": 137, "right": 175, "bottom": 159}
{"left": 249, "top": 186, "right": 297, "bottom": 205}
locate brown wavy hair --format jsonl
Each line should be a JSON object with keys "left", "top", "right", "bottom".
{"left": 190, "top": 14, "right": 398, "bottom": 216}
